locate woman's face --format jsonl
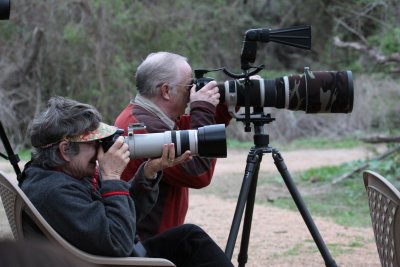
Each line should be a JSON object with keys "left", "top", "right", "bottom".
{"left": 63, "top": 141, "right": 99, "bottom": 179}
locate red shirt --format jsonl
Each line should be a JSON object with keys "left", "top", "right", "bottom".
{"left": 115, "top": 101, "right": 232, "bottom": 240}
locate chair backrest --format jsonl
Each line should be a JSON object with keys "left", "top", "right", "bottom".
{"left": 0, "top": 170, "right": 175, "bottom": 267}
{"left": 363, "top": 170, "right": 400, "bottom": 267}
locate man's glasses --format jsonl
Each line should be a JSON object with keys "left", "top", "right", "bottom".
{"left": 174, "top": 79, "right": 194, "bottom": 91}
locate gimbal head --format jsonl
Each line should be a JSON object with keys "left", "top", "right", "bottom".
{"left": 194, "top": 25, "right": 313, "bottom": 132}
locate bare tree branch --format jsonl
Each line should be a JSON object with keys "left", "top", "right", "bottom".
{"left": 333, "top": 36, "right": 400, "bottom": 65}
{"left": 334, "top": 18, "right": 369, "bottom": 45}
{"left": 22, "top": 27, "right": 44, "bottom": 76}
{"left": 361, "top": 136, "right": 400, "bottom": 144}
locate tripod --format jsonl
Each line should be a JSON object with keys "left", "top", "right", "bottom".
{"left": 224, "top": 111, "right": 337, "bottom": 267}
{"left": 0, "top": 121, "right": 21, "bottom": 176}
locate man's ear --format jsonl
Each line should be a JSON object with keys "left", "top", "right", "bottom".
{"left": 58, "top": 141, "right": 71, "bottom": 162}
{"left": 160, "top": 83, "right": 171, "bottom": 100}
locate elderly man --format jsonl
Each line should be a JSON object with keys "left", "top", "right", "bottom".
{"left": 115, "top": 51, "right": 233, "bottom": 240}
{"left": 19, "top": 96, "right": 233, "bottom": 267}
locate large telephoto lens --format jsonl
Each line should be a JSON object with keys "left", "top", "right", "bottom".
{"left": 218, "top": 69, "right": 353, "bottom": 113}
{"left": 125, "top": 124, "right": 227, "bottom": 159}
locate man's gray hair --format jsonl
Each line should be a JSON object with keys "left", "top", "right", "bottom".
{"left": 30, "top": 96, "right": 101, "bottom": 169}
{"left": 136, "top": 52, "right": 189, "bottom": 98}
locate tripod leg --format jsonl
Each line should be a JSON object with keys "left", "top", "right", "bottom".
{"left": 272, "top": 150, "right": 337, "bottom": 267}
{"left": 225, "top": 149, "right": 262, "bottom": 261}
{"left": 237, "top": 155, "right": 261, "bottom": 267}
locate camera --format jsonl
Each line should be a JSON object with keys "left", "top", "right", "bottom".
{"left": 0, "top": 0, "right": 10, "bottom": 20}
{"left": 194, "top": 67, "right": 353, "bottom": 114}
{"left": 101, "top": 123, "right": 227, "bottom": 159}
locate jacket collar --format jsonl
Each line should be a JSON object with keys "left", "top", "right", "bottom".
{"left": 133, "top": 94, "right": 175, "bottom": 130}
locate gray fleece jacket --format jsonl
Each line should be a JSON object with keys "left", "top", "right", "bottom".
{"left": 20, "top": 163, "right": 160, "bottom": 257}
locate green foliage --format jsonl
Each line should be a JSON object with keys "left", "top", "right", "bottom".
{"left": 270, "top": 169, "right": 373, "bottom": 227}
{"left": 63, "top": 24, "right": 87, "bottom": 46}
{"left": 299, "top": 165, "right": 343, "bottom": 183}
{"left": 282, "top": 137, "right": 362, "bottom": 150}
{"left": 381, "top": 28, "right": 400, "bottom": 55}
{"left": 0, "top": 23, "right": 20, "bottom": 41}
{"left": 272, "top": 238, "right": 364, "bottom": 259}
{"left": 366, "top": 149, "right": 400, "bottom": 186}
{"left": 270, "top": 150, "right": 400, "bottom": 227}
{"left": 347, "top": 59, "right": 364, "bottom": 73}
{"left": 368, "top": 27, "right": 400, "bottom": 55}
{"left": 16, "top": 149, "right": 31, "bottom": 161}
{"left": 228, "top": 136, "right": 362, "bottom": 150}
{"left": 226, "top": 139, "right": 253, "bottom": 149}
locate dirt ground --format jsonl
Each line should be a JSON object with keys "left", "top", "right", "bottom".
{"left": 0, "top": 146, "right": 382, "bottom": 266}
{"left": 185, "top": 147, "right": 382, "bottom": 267}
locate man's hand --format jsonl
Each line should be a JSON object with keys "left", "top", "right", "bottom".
{"left": 190, "top": 80, "right": 220, "bottom": 106}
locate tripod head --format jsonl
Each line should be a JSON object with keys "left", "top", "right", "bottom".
{"left": 235, "top": 107, "right": 275, "bottom": 147}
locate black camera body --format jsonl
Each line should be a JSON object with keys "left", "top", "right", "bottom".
{"left": 193, "top": 68, "right": 218, "bottom": 91}
{"left": 0, "top": 0, "right": 10, "bottom": 20}
{"left": 100, "top": 129, "right": 124, "bottom": 153}
{"left": 194, "top": 77, "right": 214, "bottom": 91}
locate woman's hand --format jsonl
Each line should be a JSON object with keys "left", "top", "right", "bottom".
{"left": 97, "top": 136, "right": 130, "bottom": 180}
{"left": 144, "top": 143, "right": 192, "bottom": 179}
